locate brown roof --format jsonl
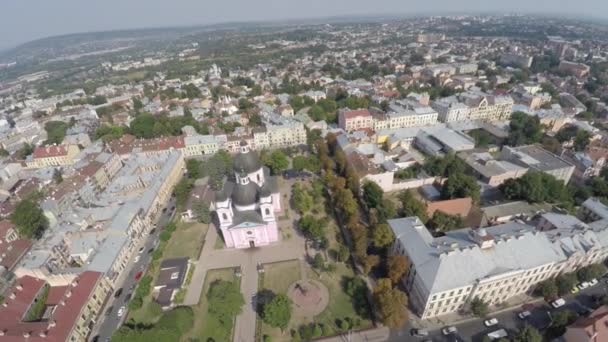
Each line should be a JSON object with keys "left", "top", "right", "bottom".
{"left": 426, "top": 197, "right": 473, "bottom": 217}
{"left": 565, "top": 306, "right": 608, "bottom": 342}
{"left": 0, "top": 271, "right": 103, "bottom": 342}
{"left": 0, "top": 238, "right": 32, "bottom": 270}
{"left": 32, "top": 145, "right": 68, "bottom": 159}
{"left": 342, "top": 109, "right": 371, "bottom": 120}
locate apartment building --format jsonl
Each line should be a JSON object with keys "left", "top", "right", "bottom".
{"left": 558, "top": 61, "right": 591, "bottom": 78}
{"left": 458, "top": 150, "right": 528, "bottom": 186}
{"left": 183, "top": 134, "right": 219, "bottom": 157}
{"left": 0, "top": 271, "right": 110, "bottom": 342}
{"left": 389, "top": 218, "right": 563, "bottom": 319}
{"left": 27, "top": 145, "right": 80, "bottom": 168}
{"left": 16, "top": 151, "right": 185, "bottom": 286}
{"left": 338, "top": 108, "right": 374, "bottom": 132}
{"left": 432, "top": 92, "right": 513, "bottom": 123}
{"left": 500, "top": 145, "right": 575, "bottom": 183}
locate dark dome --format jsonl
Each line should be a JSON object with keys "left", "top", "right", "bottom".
{"left": 232, "top": 181, "right": 258, "bottom": 206}
{"left": 233, "top": 150, "right": 262, "bottom": 174}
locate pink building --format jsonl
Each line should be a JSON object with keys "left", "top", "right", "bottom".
{"left": 338, "top": 108, "right": 373, "bottom": 132}
{"left": 214, "top": 141, "right": 281, "bottom": 248}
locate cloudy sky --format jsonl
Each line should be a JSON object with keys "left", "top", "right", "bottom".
{"left": 1, "top": 0, "right": 608, "bottom": 49}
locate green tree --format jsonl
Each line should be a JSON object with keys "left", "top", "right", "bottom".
{"left": 507, "top": 112, "right": 543, "bottom": 146}
{"left": 130, "top": 113, "right": 157, "bottom": 138}
{"left": 313, "top": 253, "right": 325, "bottom": 269}
{"left": 372, "top": 223, "right": 395, "bottom": 248}
{"left": 262, "top": 150, "right": 289, "bottom": 174}
{"left": 207, "top": 280, "right": 245, "bottom": 324}
{"left": 536, "top": 279, "right": 558, "bottom": 298}
{"left": 441, "top": 173, "right": 480, "bottom": 202}
{"left": 577, "top": 263, "right": 607, "bottom": 281}
{"left": 44, "top": 121, "right": 69, "bottom": 145}
{"left": 186, "top": 159, "right": 202, "bottom": 179}
{"left": 512, "top": 325, "right": 543, "bottom": 342}
{"left": 52, "top": 169, "right": 63, "bottom": 184}
{"left": 299, "top": 215, "right": 325, "bottom": 240}
{"left": 427, "top": 211, "right": 465, "bottom": 232}
{"left": 292, "top": 183, "right": 314, "bottom": 214}
{"left": 262, "top": 294, "right": 292, "bottom": 331}
{"left": 174, "top": 178, "right": 194, "bottom": 208}
{"left": 556, "top": 273, "right": 578, "bottom": 295}
{"left": 470, "top": 297, "right": 489, "bottom": 317}
{"left": 0, "top": 148, "right": 9, "bottom": 157}
{"left": 193, "top": 200, "right": 211, "bottom": 224}
{"left": 10, "top": 199, "right": 48, "bottom": 239}
{"left": 398, "top": 190, "right": 428, "bottom": 222}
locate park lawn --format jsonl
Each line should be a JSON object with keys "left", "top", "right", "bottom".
{"left": 259, "top": 260, "right": 302, "bottom": 342}
{"left": 186, "top": 268, "right": 239, "bottom": 342}
{"left": 163, "top": 222, "right": 207, "bottom": 259}
{"left": 308, "top": 263, "right": 372, "bottom": 329}
{"left": 127, "top": 222, "right": 207, "bottom": 324}
{"left": 262, "top": 260, "right": 301, "bottom": 294}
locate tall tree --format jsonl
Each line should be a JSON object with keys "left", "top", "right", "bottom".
{"left": 373, "top": 278, "right": 408, "bottom": 328}
{"left": 387, "top": 255, "right": 409, "bottom": 285}
{"left": 10, "top": 199, "right": 48, "bottom": 239}
{"left": 262, "top": 293, "right": 292, "bottom": 331}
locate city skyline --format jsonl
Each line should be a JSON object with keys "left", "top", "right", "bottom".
{"left": 2, "top": 0, "right": 608, "bottom": 50}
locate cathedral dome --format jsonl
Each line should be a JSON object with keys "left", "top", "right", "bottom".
{"left": 233, "top": 142, "right": 262, "bottom": 174}
{"left": 232, "top": 181, "right": 258, "bottom": 207}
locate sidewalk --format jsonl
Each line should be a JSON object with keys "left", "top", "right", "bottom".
{"left": 316, "top": 327, "right": 390, "bottom": 342}
{"left": 410, "top": 293, "right": 545, "bottom": 330}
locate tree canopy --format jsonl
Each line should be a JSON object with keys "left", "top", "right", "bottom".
{"left": 10, "top": 199, "right": 48, "bottom": 239}
{"left": 262, "top": 293, "right": 292, "bottom": 331}
{"left": 500, "top": 171, "right": 572, "bottom": 206}
{"left": 507, "top": 111, "right": 543, "bottom": 146}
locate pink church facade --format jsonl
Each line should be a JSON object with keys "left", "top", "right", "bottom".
{"left": 213, "top": 141, "right": 281, "bottom": 248}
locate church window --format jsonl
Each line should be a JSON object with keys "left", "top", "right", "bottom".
{"left": 257, "top": 174, "right": 261, "bottom": 182}
{"left": 265, "top": 208, "right": 270, "bottom": 216}
{"left": 247, "top": 231, "right": 253, "bottom": 235}
{"left": 222, "top": 213, "right": 228, "bottom": 220}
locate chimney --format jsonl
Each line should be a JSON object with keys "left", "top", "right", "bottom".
{"left": 48, "top": 321, "right": 56, "bottom": 329}
{"left": 9, "top": 292, "right": 16, "bottom": 300}
{"left": 39, "top": 331, "right": 47, "bottom": 338}
{"left": 16, "top": 284, "right": 23, "bottom": 291}
{"left": 66, "top": 291, "right": 71, "bottom": 298}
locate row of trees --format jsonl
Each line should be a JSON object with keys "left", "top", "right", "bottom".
{"left": 537, "top": 263, "right": 607, "bottom": 299}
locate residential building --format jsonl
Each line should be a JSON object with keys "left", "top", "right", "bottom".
{"left": 338, "top": 108, "right": 374, "bottom": 132}
{"left": 183, "top": 134, "right": 219, "bottom": 157}
{"left": 0, "top": 271, "right": 111, "bottom": 342}
{"left": 563, "top": 306, "right": 608, "bottom": 342}
{"left": 499, "top": 53, "right": 533, "bottom": 68}
{"left": 0, "top": 221, "right": 32, "bottom": 272}
{"left": 459, "top": 150, "right": 528, "bottom": 186}
{"left": 558, "top": 61, "right": 591, "bottom": 78}
{"left": 500, "top": 145, "right": 575, "bottom": 183}
{"left": 27, "top": 145, "right": 80, "bottom": 169}
{"left": 432, "top": 91, "right": 513, "bottom": 123}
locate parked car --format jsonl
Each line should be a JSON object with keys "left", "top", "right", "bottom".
{"left": 134, "top": 271, "right": 143, "bottom": 280}
{"left": 578, "top": 282, "right": 591, "bottom": 290}
{"left": 484, "top": 318, "right": 499, "bottom": 327}
{"left": 518, "top": 311, "right": 531, "bottom": 319}
{"left": 134, "top": 255, "right": 141, "bottom": 263}
{"left": 124, "top": 292, "right": 133, "bottom": 302}
{"left": 589, "top": 278, "right": 599, "bottom": 286}
{"left": 551, "top": 298, "right": 566, "bottom": 308}
{"left": 487, "top": 329, "right": 508, "bottom": 340}
{"left": 138, "top": 246, "right": 145, "bottom": 254}
{"left": 105, "top": 306, "right": 113, "bottom": 316}
{"left": 442, "top": 326, "right": 458, "bottom": 335}
{"left": 410, "top": 328, "right": 429, "bottom": 337}
{"left": 117, "top": 306, "right": 126, "bottom": 317}
{"left": 571, "top": 286, "right": 580, "bottom": 294}
{"left": 114, "top": 288, "right": 123, "bottom": 298}
{"left": 149, "top": 228, "right": 156, "bottom": 234}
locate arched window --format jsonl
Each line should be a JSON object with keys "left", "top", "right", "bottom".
{"left": 257, "top": 174, "right": 261, "bottom": 182}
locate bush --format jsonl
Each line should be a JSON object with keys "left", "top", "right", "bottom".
{"left": 470, "top": 297, "right": 489, "bottom": 317}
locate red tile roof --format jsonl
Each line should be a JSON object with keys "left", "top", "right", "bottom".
{"left": 342, "top": 109, "right": 371, "bottom": 120}
{"left": 0, "top": 220, "right": 14, "bottom": 238}
{"left": 565, "top": 306, "right": 608, "bottom": 342}
{"left": 32, "top": 145, "right": 68, "bottom": 159}
{"left": 0, "top": 271, "right": 103, "bottom": 342}
{"left": 426, "top": 197, "right": 473, "bottom": 218}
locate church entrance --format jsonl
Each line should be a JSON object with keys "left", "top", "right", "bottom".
{"left": 249, "top": 240, "right": 255, "bottom": 248}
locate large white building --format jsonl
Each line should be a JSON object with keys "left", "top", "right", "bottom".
{"left": 389, "top": 213, "right": 608, "bottom": 320}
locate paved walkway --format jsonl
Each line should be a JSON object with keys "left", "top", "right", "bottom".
{"left": 183, "top": 220, "right": 307, "bottom": 342}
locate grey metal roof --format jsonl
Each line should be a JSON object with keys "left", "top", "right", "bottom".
{"left": 389, "top": 217, "right": 565, "bottom": 294}
{"left": 232, "top": 181, "right": 259, "bottom": 206}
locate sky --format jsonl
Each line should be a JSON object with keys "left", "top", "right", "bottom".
{"left": 1, "top": 0, "right": 608, "bottom": 50}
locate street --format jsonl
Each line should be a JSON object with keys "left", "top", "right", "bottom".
{"left": 91, "top": 197, "right": 176, "bottom": 342}
{"left": 389, "top": 280, "right": 608, "bottom": 342}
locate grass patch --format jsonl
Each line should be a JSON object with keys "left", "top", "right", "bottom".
{"left": 262, "top": 260, "right": 301, "bottom": 294}
{"left": 186, "top": 268, "right": 240, "bottom": 341}
{"left": 163, "top": 222, "right": 207, "bottom": 259}
{"left": 25, "top": 285, "right": 49, "bottom": 321}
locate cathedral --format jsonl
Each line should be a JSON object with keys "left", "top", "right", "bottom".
{"left": 213, "top": 141, "right": 281, "bottom": 248}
